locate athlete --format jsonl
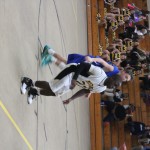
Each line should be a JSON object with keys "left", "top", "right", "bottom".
{"left": 41, "top": 45, "right": 131, "bottom": 81}
{"left": 21, "top": 62, "right": 122, "bottom": 104}
{"left": 41, "top": 45, "right": 119, "bottom": 77}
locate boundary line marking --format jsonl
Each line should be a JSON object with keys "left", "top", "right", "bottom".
{"left": 0, "top": 101, "right": 33, "bottom": 150}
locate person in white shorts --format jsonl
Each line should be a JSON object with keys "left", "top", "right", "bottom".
{"left": 21, "top": 62, "right": 122, "bottom": 104}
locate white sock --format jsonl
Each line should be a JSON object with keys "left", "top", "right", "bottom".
{"left": 51, "top": 56, "right": 57, "bottom": 63}
{"left": 33, "top": 81, "right": 36, "bottom": 86}
{"left": 58, "top": 62, "right": 66, "bottom": 69}
{"left": 48, "top": 48, "right": 55, "bottom": 55}
{"left": 37, "top": 89, "right": 40, "bottom": 95}
{"left": 21, "top": 83, "right": 27, "bottom": 94}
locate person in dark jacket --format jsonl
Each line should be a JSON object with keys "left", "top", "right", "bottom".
{"left": 139, "top": 75, "right": 150, "bottom": 90}
{"left": 124, "top": 117, "right": 150, "bottom": 135}
{"left": 101, "top": 101, "right": 135, "bottom": 122}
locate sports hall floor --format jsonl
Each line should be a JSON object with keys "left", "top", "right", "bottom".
{"left": 0, "top": 0, "right": 90, "bottom": 150}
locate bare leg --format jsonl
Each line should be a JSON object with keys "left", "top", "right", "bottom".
{"left": 47, "top": 47, "right": 67, "bottom": 65}
{"left": 40, "top": 89, "right": 55, "bottom": 96}
{"left": 35, "top": 81, "right": 55, "bottom": 96}
{"left": 47, "top": 48, "right": 67, "bottom": 69}
{"left": 53, "top": 58, "right": 66, "bottom": 69}
{"left": 35, "top": 81, "right": 50, "bottom": 89}
{"left": 110, "top": 7, "right": 120, "bottom": 14}
{"left": 106, "top": 13, "right": 115, "bottom": 18}
{"left": 53, "top": 53, "right": 67, "bottom": 64}
{"left": 46, "top": 48, "right": 67, "bottom": 69}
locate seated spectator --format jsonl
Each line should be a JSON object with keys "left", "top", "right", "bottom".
{"left": 138, "top": 131, "right": 150, "bottom": 139}
{"left": 111, "top": 143, "right": 127, "bottom": 150}
{"left": 138, "top": 133, "right": 150, "bottom": 146}
{"left": 101, "top": 101, "right": 135, "bottom": 123}
{"left": 110, "top": 7, "right": 131, "bottom": 17}
{"left": 124, "top": 117, "right": 150, "bottom": 135}
{"left": 109, "top": 38, "right": 140, "bottom": 52}
{"left": 104, "top": 13, "right": 129, "bottom": 32}
{"left": 129, "top": 13, "right": 146, "bottom": 24}
{"left": 104, "top": 0, "right": 116, "bottom": 5}
{"left": 129, "top": 47, "right": 147, "bottom": 62}
{"left": 119, "top": 26, "right": 146, "bottom": 41}
{"left": 140, "top": 93, "right": 150, "bottom": 105}
{"left": 120, "top": 60, "right": 147, "bottom": 74}
{"left": 101, "top": 49, "right": 122, "bottom": 62}
{"left": 139, "top": 75, "right": 150, "bottom": 90}
{"left": 136, "top": 25, "right": 148, "bottom": 33}
{"left": 131, "top": 145, "right": 146, "bottom": 150}
{"left": 128, "top": 4, "right": 149, "bottom": 20}
{"left": 102, "top": 88, "right": 128, "bottom": 102}
{"left": 138, "top": 137, "right": 150, "bottom": 145}
{"left": 123, "top": 39, "right": 139, "bottom": 52}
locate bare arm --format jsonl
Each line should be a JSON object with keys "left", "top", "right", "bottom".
{"left": 85, "top": 56, "right": 114, "bottom": 72}
{"left": 103, "top": 49, "right": 110, "bottom": 54}
{"left": 112, "top": 49, "right": 120, "bottom": 53}
{"left": 104, "top": 0, "right": 116, "bottom": 5}
{"left": 124, "top": 38, "right": 132, "bottom": 41}
{"left": 63, "top": 89, "right": 90, "bottom": 104}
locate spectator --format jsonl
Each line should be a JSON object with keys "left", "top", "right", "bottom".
{"left": 104, "top": 0, "right": 116, "bottom": 5}
{"left": 111, "top": 143, "right": 127, "bottom": 150}
{"left": 101, "top": 101, "right": 135, "bottom": 123}
{"left": 138, "top": 137, "right": 150, "bottom": 145}
{"left": 102, "top": 88, "right": 128, "bottom": 102}
{"left": 131, "top": 145, "right": 146, "bottom": 150}
{"left": 124, "top": 117, "right": 150, "bottom": 135}
{"left": 21, "top": 62, "right": 122, "bottom": 104}
{"left": 140, "top": 93, "right": 150, "bottom": 105}
{"left": 41, "top": 45, "right": 120, "bottom": 77}
{"left": 139, "top": 75, "right": 150, "bottom": 90}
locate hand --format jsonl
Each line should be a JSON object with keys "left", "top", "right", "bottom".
{"left": 85, "top": 56, "right": 93, "bottom": 63}
{"left": 85, "top": 93, "right": 91, "bottom": 99}
{"left": 63, "top": 99, "right": 70, "bottom": 105}
{"left": 70, "top": 79, "right": 76, "bottom": 89}
{"left": 103, "top": 50, "right": 110, "bottom": 54}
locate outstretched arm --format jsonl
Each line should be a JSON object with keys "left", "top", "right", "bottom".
{"left": 85, "top": 56, "right": 114, "bottom": 72}
{"left": 63, "top": 89, "right": 90, "bottom": 104}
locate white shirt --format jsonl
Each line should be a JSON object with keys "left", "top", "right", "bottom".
{"left": 76, "top": 65, "right": 107, "bottom": 93}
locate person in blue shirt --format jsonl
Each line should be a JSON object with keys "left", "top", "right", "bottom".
{"left": 41, "top": 45, "right": 132, "bottom": 82}
{"left": 41, "top": 45, "right": 131, "bottom": 81}
{"left": 41, "top": 45, "right": 119, "bottom": 77}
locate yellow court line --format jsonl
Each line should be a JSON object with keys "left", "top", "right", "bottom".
{"left": 0, "top": 101, "right": 33, "bottom": 150}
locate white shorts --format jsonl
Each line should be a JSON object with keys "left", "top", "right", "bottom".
{"left": 49, "top": 74, "right": 72, "bottom": 96}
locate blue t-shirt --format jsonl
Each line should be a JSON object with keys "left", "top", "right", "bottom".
{"left": 67, "top": 54, "right": 119, "bottom": 77}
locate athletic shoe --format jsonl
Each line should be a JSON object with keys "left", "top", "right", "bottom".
{"left": 41, "top": 54, "right": 54, "bottom": 66}
{"left": 27, "top": 87, "right": 39, "bottom": 104}
{"left": 21, "top": 77, "right": 33, "bottom": 94}
{"left": 41, "top": 45, "right": 50, "bottom": 59}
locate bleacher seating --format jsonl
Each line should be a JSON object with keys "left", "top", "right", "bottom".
{"left": 87, "top": 0, "right": 150, "bottom": 150}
